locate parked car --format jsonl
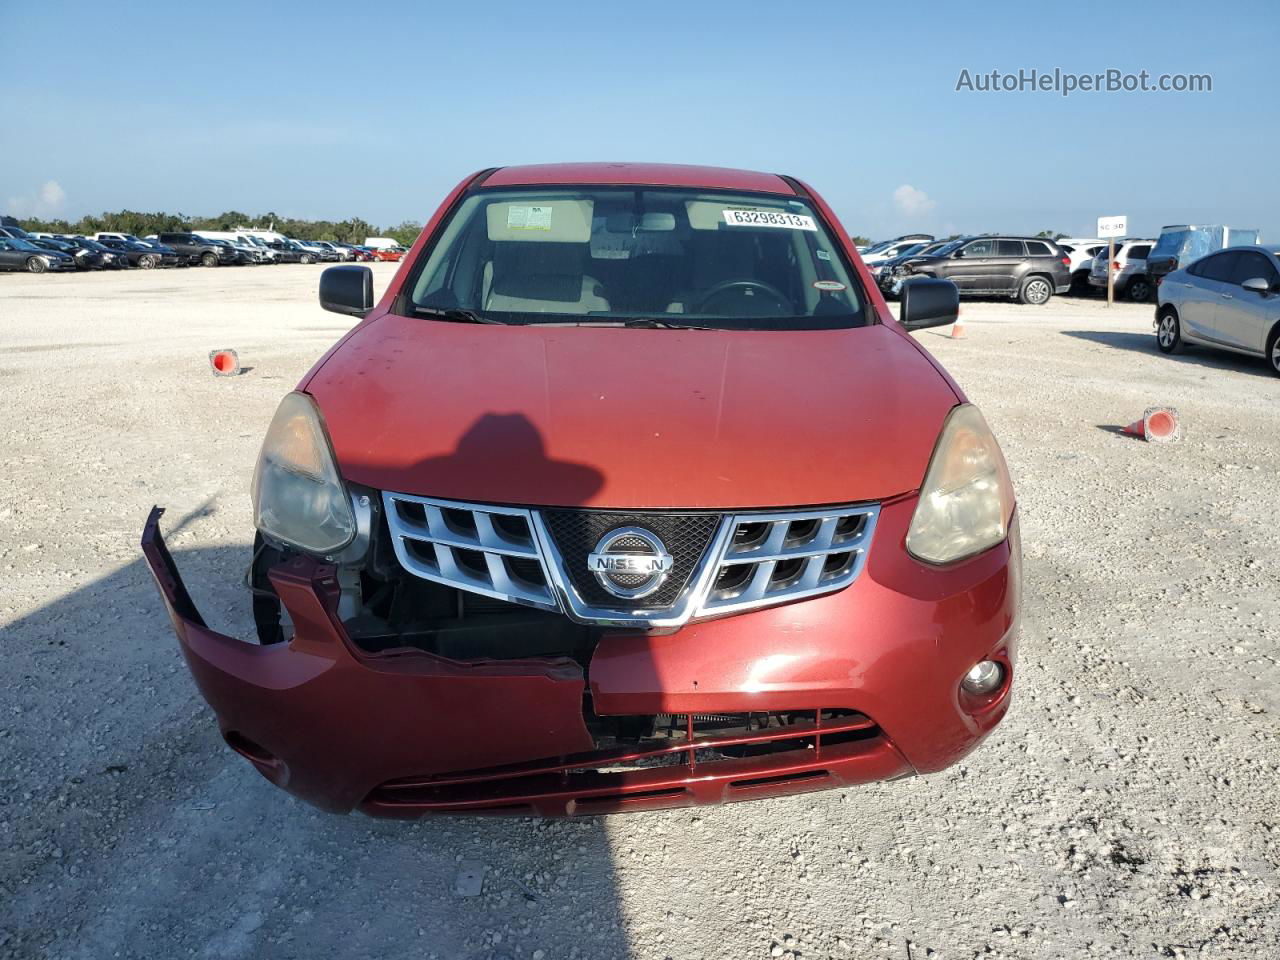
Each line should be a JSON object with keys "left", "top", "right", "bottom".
{"left": 294, "top": 240, "right": 338, "bottom": 262}
{"left": 370, "top": 245, "right": 407, "bottom": 262}
{"left": 1147, "top": 225, "right": 1261, "bottom": 289}
{"left": 348, "top": 245, "right": 377, "bottom": 261}
{"left": 228, "top": 236, "right": 273, "bottom": 263}
{"left": 309, "top": 241, "right": 351, "bottom": 261}
{"left": 141, "top": 161, "right": 1019, "bottom": 818}
{"left": 195, "top": 231, "right": 278, "bottom": 263}
{"left": 0, "top": 224, "right": 35, "bottom": 241}
{"left": 862, "top": 239, "right": 932, "bottom": 268}
{"left": 155, "top": 232, "right": 238, "bottom": 267}
{"left": 859, "top": 233, "right": 934, "bottom": 257}
{"left": 93, "top": 231, "right": 157, "bottom": 248}
{"left": 877, "top": 239, "right": 960, "bottom": 297}
{"left": 233, "top": 234, "right": 281, "bottom": 262}
{"left": 97, "top": 237, "right": 180, "bottom": 268}
{"left": 29, "top": 236, "right": 107, "bottom": 270}
{"left": 1155, "top": 245, "right": 1280, "bottom": 375}
{"left": 1088, "top": 239, "right": 1155, "bottom": 301}
{"left": 265, "top": 240, "right": 316, "bottom": 264}
{"left": 900, "top": 235, "right": 1071, "bottom": 304}
{"left": 334, "top": 243, "right": 369, "bottom": 261}
{"left": 54, "top": 235, "right": 131, "bottom": 270}
{"left": 198, "top": 237, "right": 254, "bottom": 265}
{"left": 0, "top": 236, "right": 77, "bottom": 272}
{"left": 1057, "top": 239, "right": 1109, "bottom": 293}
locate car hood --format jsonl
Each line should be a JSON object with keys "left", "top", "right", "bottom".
{"left": 306, "top": 313, "right": 960, "bottom": 509}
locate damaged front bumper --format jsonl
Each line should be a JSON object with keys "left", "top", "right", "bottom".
{"left": 141, "top": 501, "right": 1019, "bottom": 817}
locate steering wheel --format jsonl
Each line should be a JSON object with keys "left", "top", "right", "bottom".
{"left": 693, "top": 279, "right": 792, "bottom": 316}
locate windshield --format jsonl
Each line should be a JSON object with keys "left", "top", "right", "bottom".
{"left": 407, "top": 187, "right": 866, "bottom": 330}
{"left": 7, "top": 237, "right": 40, "bottom": 251}
{"left": 889, "top": 243, "right": 926, "bottom": 260}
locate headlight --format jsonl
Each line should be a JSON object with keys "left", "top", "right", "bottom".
{"left": 906, "top": 404, "right": 1015, "bottom": 565}
{"left": 251, "top": 392, "right": 355, "bottom": 554}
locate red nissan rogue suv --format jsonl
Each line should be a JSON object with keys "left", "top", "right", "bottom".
{"left": 142, "top": 163, "right": 1020, "bottom": 817}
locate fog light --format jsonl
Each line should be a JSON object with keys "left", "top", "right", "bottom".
{"left": 962, "top": 660, "right": 1003, "bottom": 695}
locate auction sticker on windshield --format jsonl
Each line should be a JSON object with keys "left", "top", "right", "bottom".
{"left": 722, "top": 209, "right": 817, "bottom": 230}
{"left": 507, "top": 205, "right": 554, "bottom": 230}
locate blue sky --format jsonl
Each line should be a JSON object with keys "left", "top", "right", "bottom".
{"left": 1, "top": 0, "right": 1273, "bottom": 240}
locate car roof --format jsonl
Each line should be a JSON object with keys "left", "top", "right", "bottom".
{"left": 482, "top": 162, "right": 796, "bottom": 195}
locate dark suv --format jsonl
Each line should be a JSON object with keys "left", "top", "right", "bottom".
{"left": 899, "top": 236, "right": 1072, "bottom": 304}
{"left": 156, "top": 232, "right": 238, "bottom": 267}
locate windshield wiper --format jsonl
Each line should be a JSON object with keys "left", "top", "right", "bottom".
{"left": 621, "top": 318, "right": 716, "bottom": 330}
{"left": 528, "top": 318, "right": 717, "bottom": 330}
{"left": 412, "top": 306, "right": 503, "bottom": 324}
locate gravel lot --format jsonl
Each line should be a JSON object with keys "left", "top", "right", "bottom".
{"left": 1, "top": 265, "right": 1277, "bottom": 960}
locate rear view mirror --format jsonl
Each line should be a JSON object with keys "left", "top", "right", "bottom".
{"left": 319, "top": 265, "right": 374, "bottom": 317}
{"left": 1241, "top": 277, "right": 1270, "bottom": 294}
{"left": 899, "top": 277, "right": 959, "bottom": 331}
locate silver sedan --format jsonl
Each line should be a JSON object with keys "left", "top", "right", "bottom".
{"left": 1155, "top": 244, "right": 1280, "bottom": 376}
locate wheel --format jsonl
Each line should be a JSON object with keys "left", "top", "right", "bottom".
{"left": 1127, "top": 277, "right": 1152, "bottom": 302}
{"left": 138, "top": 254, "right": 156, "bottom": 270}
{"left": 301, "top": 254, "right": 315, "bottom": 264}
{"left": 1018, "top": 275, "right": 1052, "bottom": 305}
{"left": 1156, "top": 308, "right": 1185, "bottom": 354}
{"left": 200, "top": 251, "right": 217, "bottom": 267}
{"left": 25, "top": 256, "right": 47, "bottom": 274}
{"left": 1267, "top": 326, "right": 1280, "bottom": 377}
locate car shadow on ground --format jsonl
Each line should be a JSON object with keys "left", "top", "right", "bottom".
{"left": 1061, "top": 329, "right": 1277, "bottom": 379}
{"left": 3, "top": 526, "right": 631, "bottom": 959}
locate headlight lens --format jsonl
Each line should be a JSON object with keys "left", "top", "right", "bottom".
{"left": 251, "top": 392, "right": 355, "bottom": 554}
{"left": 906, "top": 404, "right": 1015, "bottom": 565}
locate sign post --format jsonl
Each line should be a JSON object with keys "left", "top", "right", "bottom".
{"left": 1097, "top": 216, "right": 1128, "bottom": 308}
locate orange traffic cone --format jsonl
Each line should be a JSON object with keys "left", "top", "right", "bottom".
{"left": 1122, "top": 406, "right": 1180, "bottom": 442}
{"left": 949, "top": 310, "right": 967, "bottom": 340}
{"left": 209, "top": 349, "right": 241, "bottom": 377}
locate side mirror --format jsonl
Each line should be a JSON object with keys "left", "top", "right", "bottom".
{"left": 951, "top": 249, "right": 964, "bottom": 258}
{"left": 1241, "top": 277, "right": 1270, "bottom": 295}
{"left": 319, "top": 264, "right": 374, "bottom": 317}
{"left": 899, "top": 277, "right": 959, "bottom": 331}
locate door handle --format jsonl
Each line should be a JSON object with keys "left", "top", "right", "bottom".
{"left": 1221, "top": 293, "right": 1233, "bottom": 299}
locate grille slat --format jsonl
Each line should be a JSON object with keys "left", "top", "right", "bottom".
{"left": 700, "top": 506, "right": 879, "bottom": 616}
{"left": 382, "top": 493, "right": 557, "bottom": 610}
{"left": 382, "top": 493, "right": 879, "bottom": 626}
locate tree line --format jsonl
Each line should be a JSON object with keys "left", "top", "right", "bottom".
{"left": 12, "top": 210, "right": 425, "bottom": 247}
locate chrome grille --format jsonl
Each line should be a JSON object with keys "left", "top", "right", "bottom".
{"left": 381, "top": 493, "right": 557, "bottom": 610}
{"left": 698, "top": 506, "right": 879, "bottom": 617}
{"left": 381, "top": 492, "right": 879, "bottom": 627}
{"left": 540, "top": 510, "right": 720, "bottom": 610}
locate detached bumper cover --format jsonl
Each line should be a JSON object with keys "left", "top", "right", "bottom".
{"left": 141, "top": 498, "right": 1019, "bottom": 817}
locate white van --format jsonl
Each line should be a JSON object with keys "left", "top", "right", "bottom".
{"left": 364, "top": 236, "right": 399, "bottom": 250}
